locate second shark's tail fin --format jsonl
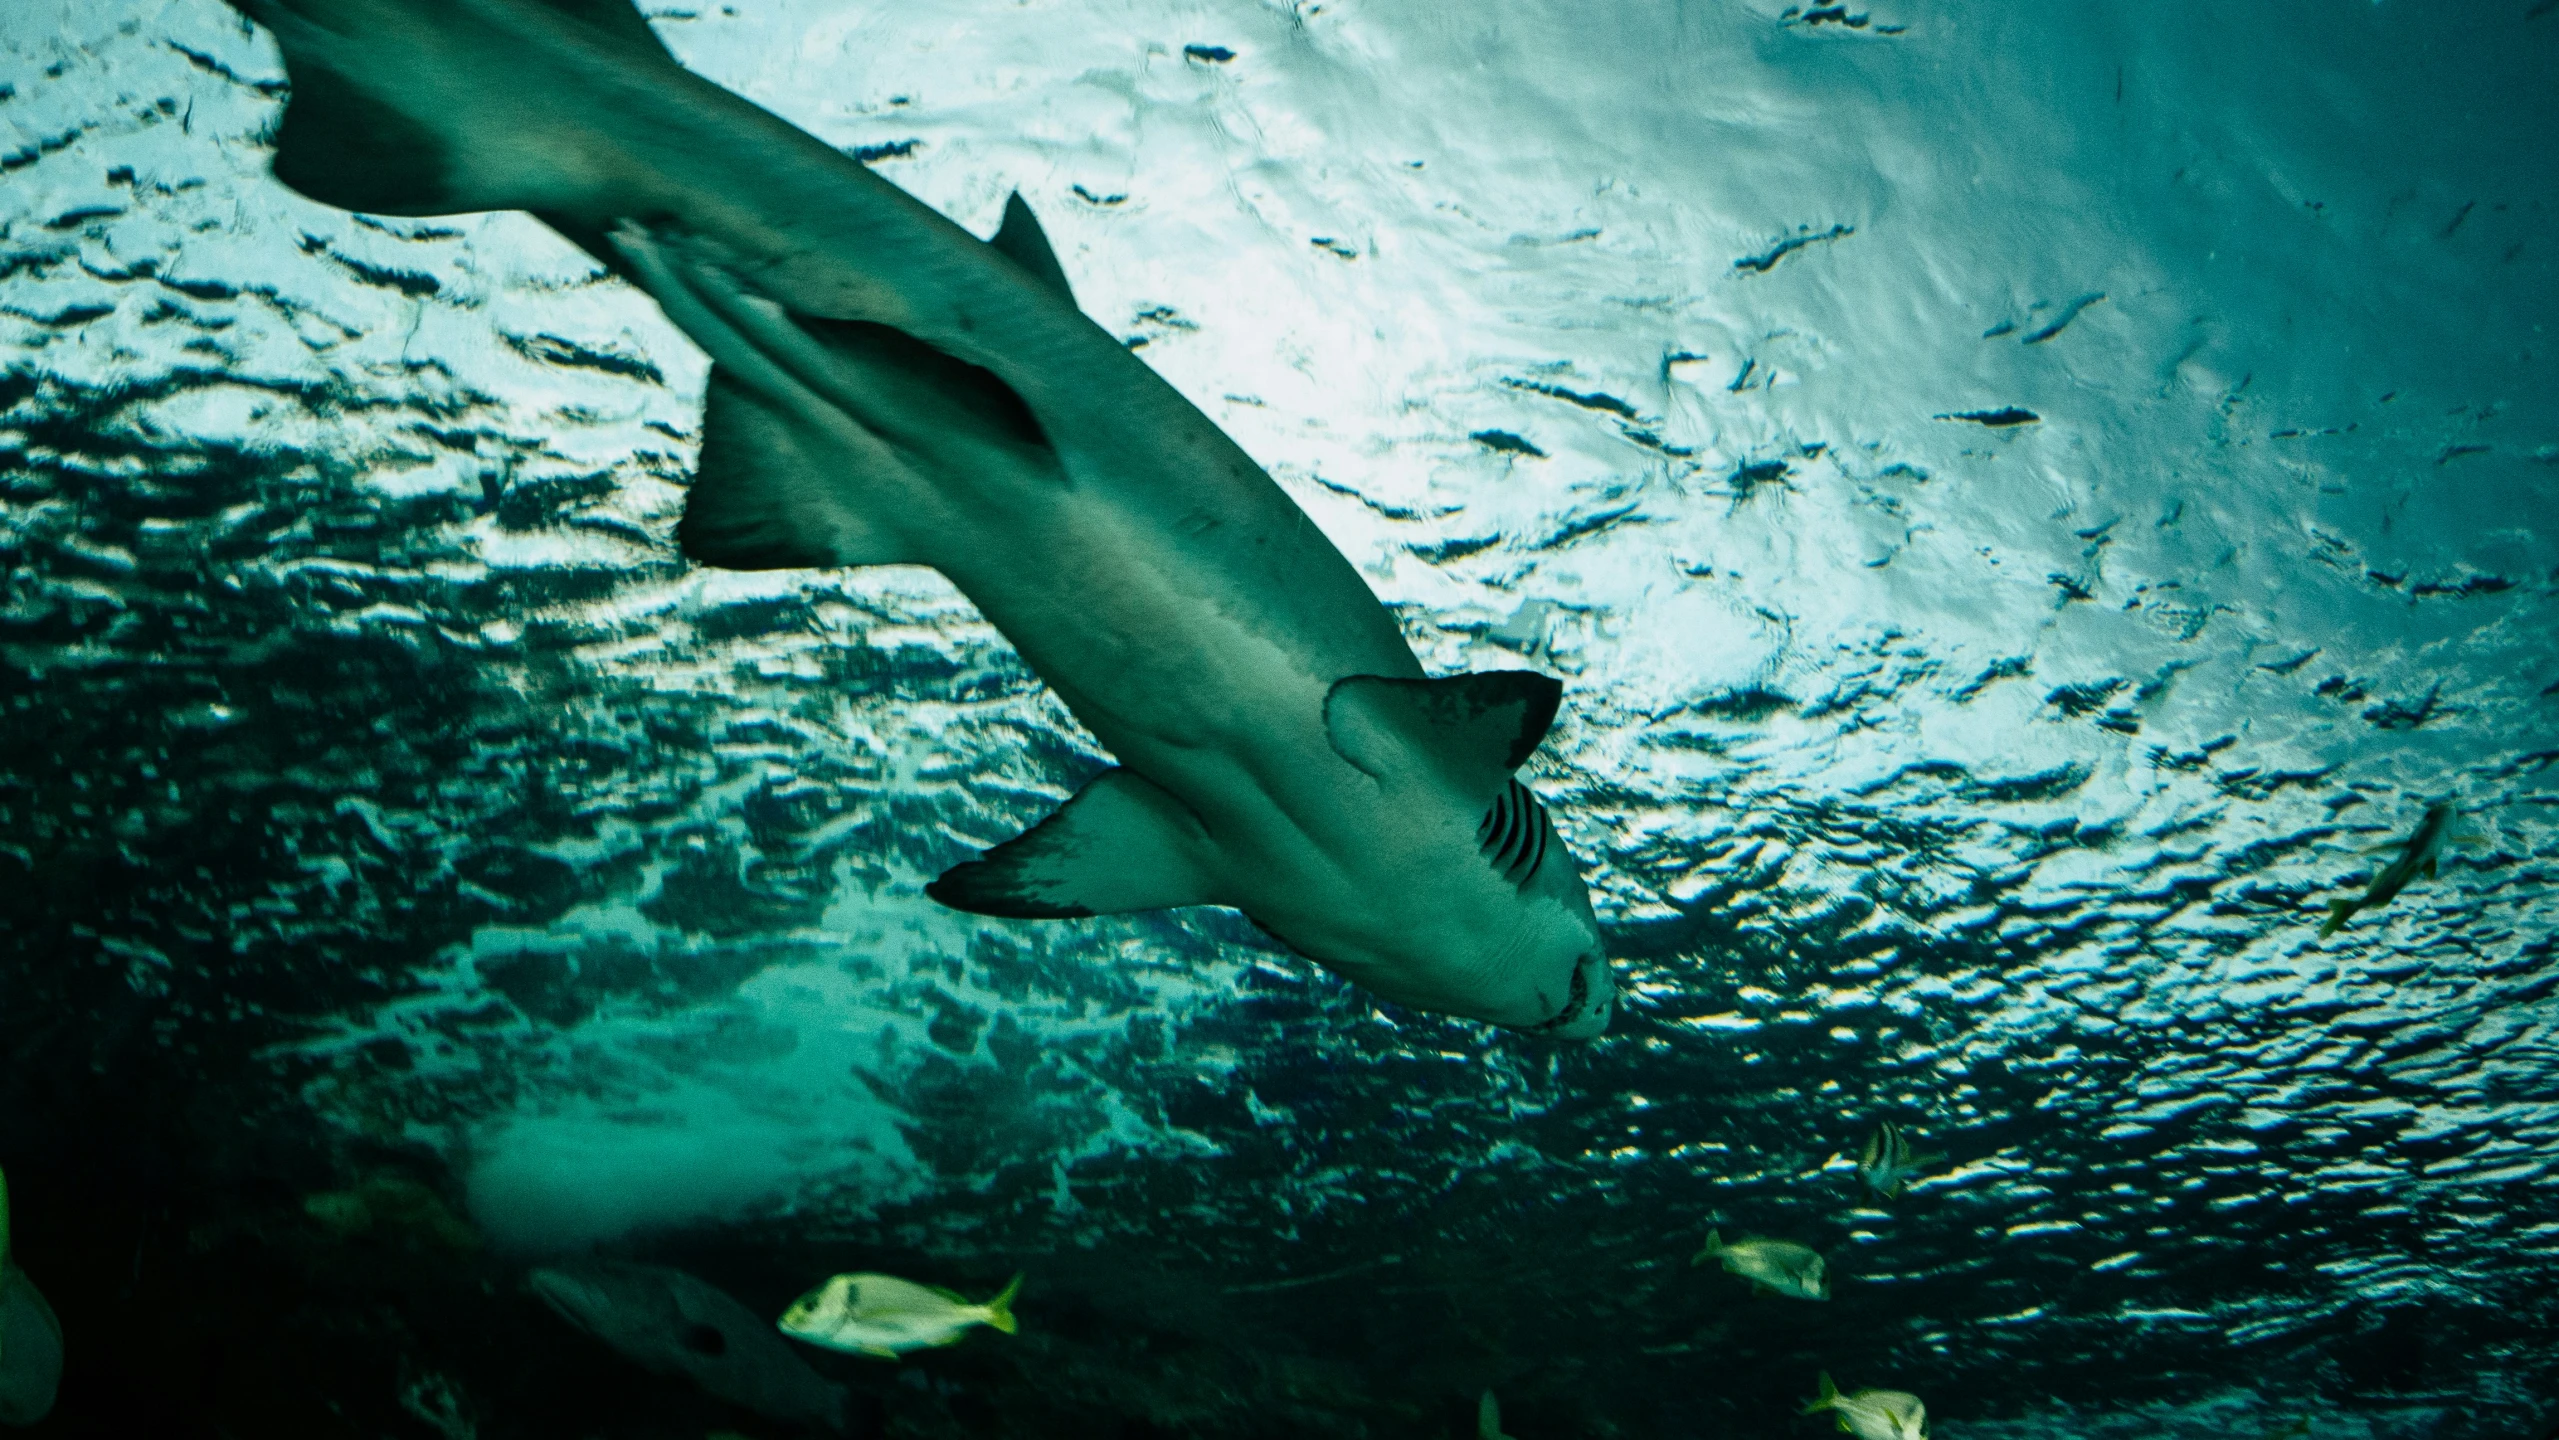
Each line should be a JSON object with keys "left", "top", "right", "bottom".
{"left": 233, "top": 0, "right": 671, "bottom": 215}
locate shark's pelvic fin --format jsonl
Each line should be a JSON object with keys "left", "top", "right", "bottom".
{"left": 610, "top": 222, "right": 1061, "bottom": 570}
{"left": 989, "top": 193, "right": 1075, "bottom": 306}
{"left": 1322, "top": 672, "right": 1563, "bottom": 799}
{"left": 683, "top": 371, "right": 916, "bottom": 568}
{"left": 928, "top": 768, "right": 1223, "bottom": 918}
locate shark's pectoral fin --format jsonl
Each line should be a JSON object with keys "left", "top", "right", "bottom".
{"left": 1323, "top": 672, "right": 1564, "bottom": 798}
{"left": 682, "top": 369, "right": 919, "bottom": 569}
{"left": 927, "top": 768, "right": 1223, "bottom": 918}
{"left": 989, "top": 193, "right": 1076, "bottom": 306}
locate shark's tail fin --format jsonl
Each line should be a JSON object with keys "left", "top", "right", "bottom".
{"left": 2318, "top": 899, "right": 2357, "bottom": 939}
{"left": 233, "top": 0, "right": 670, "bottom": 216}
{"left": 1691, "top": 1229, "right": 1726, "bottom": 1266}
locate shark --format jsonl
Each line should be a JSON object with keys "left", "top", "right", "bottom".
{"left": 530, "top": 1261, "right": 851, "bottom": 1432}
{"left": 229, "top": 0, "right": 1616, "bottom": 1038}
{"left": 2318, "top": 800, "right": 2471, "bottom": 939}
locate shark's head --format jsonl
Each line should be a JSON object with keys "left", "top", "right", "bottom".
{"left": 1500, "top": 793, "right": 1615, "bottom": 1041}
{"left": 1400, "top": 777, "right": 1616, "bottom": 1040}
{"left": 1247, "top": 671, "right": 1619, "bottom": 1039}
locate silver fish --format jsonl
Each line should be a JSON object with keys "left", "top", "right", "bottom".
{"left": 1692, "top": 1230, "right": 1828, "bottom": 1301}
{"left": 227, "top": 0, "right": 1615, "bottom": 1041}
{"left": 529, "top": 1261, "right": 848, "bottom": 1433}
{"left": 778, "top": 1272, "right": 1019, "bottom": 1359}
{"left": 1804, "top": 1371, "right": 1926, "bottom": 1440}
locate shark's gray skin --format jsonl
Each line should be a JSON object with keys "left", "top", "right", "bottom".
{"left": 529, "top": 1261, "right": 851, "bottom": 1433}
{"left": 231, "top": 0, "right": 1616, "bottom": 1037}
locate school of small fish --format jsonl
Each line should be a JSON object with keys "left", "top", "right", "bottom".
{"left": 17, "top": 742, "right": 2464, "bottom": 1434}
{"left": 402, "top": 805, "right": 2480, "bottom": 1431}
{"left": 11, "top": 790, "right": 2456, "bottom": 1432}
{"left": 192, "top": 815, "right": 2473, "bottom": 1434}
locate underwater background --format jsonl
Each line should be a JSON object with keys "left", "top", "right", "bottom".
{"left": 3, "top": 0, "right": 2555, "bottom": 1435}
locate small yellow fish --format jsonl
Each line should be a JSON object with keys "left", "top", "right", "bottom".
{"left": 1804, "top": 1371, "right": 1926, "bottom": 1440}
{"left": 2320, "top": 802, "right": 2477, "bottom": 938}
{"left": 1857, "top": 1120, "right": 1945, "bottom": 1201}
{"left": 777, "top": 1271, "right": 1021, "bottom": 1359}
{"left": 1692, "top": 1230, "right": 1828, "bottom": 1300}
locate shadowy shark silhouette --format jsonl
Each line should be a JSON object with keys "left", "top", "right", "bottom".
{"left": 230, "top": 0, "right": 1615, "bottom": 1038}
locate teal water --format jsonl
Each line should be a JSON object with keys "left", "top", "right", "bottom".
{"left": 1, "top": 0, "right": 2554, "bottom": 1435}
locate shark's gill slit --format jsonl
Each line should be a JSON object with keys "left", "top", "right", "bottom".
{"left": 1479, "top": 780, "right": 1547, "bottom": 887}
{"left": 1481, "top": 785, "right": 1519, "bottom": 864}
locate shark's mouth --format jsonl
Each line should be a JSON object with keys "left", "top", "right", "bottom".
{"left": 1520, "top": 952, "right": 1596, "bottom": 1035}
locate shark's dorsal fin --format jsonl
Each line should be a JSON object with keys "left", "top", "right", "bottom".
{"left": 927, "top": 768, "right": 1221, "bottom": 918}
{"left": 989, "top": 193, "right": 1075, "bottom": 305}
{"left": 1323, "top": 672, "right": 1562, "bottom": 800}
{"left": 682, "top": 369, "right": 917, "bottom": 568}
